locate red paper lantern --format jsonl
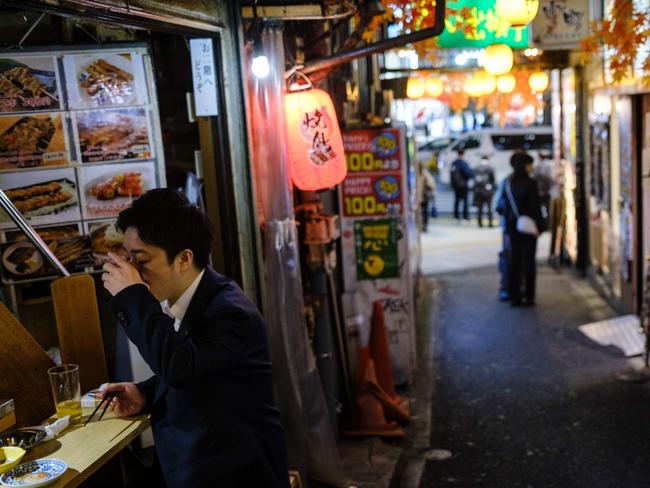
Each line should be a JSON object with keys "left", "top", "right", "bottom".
{"left": 285, "top": 88, "right": 347, "bottom": 191}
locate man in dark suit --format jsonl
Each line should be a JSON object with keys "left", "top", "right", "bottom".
{"left": 100, "top": 188, "right": 289, "bottom": 487}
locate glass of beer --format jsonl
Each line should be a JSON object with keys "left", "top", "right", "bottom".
{"left": 47, "top": 364, "right": 82, "bottom": 421}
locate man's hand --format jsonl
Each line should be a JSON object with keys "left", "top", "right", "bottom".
{"left": 101, "top": 382, "right": 147, "bottom": 417}
{"left": 102, "top": 252, "right": 146, "bottom": 296}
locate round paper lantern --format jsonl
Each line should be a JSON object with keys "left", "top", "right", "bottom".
{"left": 496, "top": 74, "right": 516, "bottom": 93}
{"left": 495, "top": 0, "right": 539, "bottom": 27}
{"left": 528, "top": 71, "right": 549, "bottom": 92}
{"left": 474, "top": 70, "right": 496, "bottom": 95}
{"left": 484, "top": 44, "right": 514, "bottom": 75}
{"left": 463, "top": 75, "right": 480, "bottom": 98}
{"left": 425, "top": 77, "right": 444, "bottom": 97}
{"left": 406, "top": 76, "right": 425, "bottom": 99}
{"left": 285, "top": 88, "right": 347, "bottom": 191}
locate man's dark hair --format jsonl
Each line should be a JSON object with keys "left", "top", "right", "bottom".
{"left": 457, "top": 149, "right": 465, "bottom": 156}
{"left": 116, "top": 188, "right": 214, "bottom": 268}
{"left": 511, "top": 151, "right": 534, "bottom": 178}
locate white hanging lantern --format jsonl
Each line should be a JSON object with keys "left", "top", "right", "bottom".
{"left": 496, "top": 74, "right": 516, "bottom": 93}
{"left": 406, "top": 76, "right": 425, "bottom": 99}
{"left": 495, "top": 0, "right": 540, "bottom": 27}
{"left": 484, "top": 44, "right": 514, "bottom": 76}
{"left": 528, "top": 71, "right": 549, "bottom": 92}
{"left": 425, "top": 77, "right": 444, "bottom": 97}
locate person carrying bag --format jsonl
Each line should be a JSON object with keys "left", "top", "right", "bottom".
{"left": 498, "top": 151, "right": 543, "bottom": 307}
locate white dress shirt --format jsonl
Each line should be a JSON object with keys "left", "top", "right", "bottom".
{"left": 160, "top": 269, "right": 205, "bottom": 331}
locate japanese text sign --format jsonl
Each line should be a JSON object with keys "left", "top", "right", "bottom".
{"left": 189, "top": 38, "right": 218, "bottom": 117}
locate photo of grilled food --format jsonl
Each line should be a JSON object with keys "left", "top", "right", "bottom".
{"left": 79, "top": 59, "right": 134, "bottom": 104}
{"left": 0, "top": 64, "right": 58, "bottom": 106}
{"left": 2, "top": 241, "right": 43, "bottom": 275}
{"left": 51, "top": 236, "right": 92, "bottom": 266}
{"left": 0, "top": 116, "right": 56, "bottom": 163}
{"left": 89, "top": 222, "right": 125, "bottom": 265}
{"left": 89, "top": 172, "right": 143, "bottom": 200}
{"left": 3, "top": 179, "right": 77, "bottom": 217}
{"left": 77, "top": 109, "right": 149, "bottom": 162}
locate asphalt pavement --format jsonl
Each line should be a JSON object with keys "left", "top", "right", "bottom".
{"left": 417, "top": 261, "right": 650, "bottom": 487}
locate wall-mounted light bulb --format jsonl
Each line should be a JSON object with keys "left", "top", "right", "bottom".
{"left": 252, "top": 54, "right": 270, "bottom": 78}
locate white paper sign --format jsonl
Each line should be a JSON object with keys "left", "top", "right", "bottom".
{"left": 190, "top": 38, "right": 219, "bottom": 117}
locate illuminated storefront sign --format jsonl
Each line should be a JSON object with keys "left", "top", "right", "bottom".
{"left": 438, "top": 0, "right": 530, "bottom": 48}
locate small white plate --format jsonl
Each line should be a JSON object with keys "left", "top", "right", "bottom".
{"left": 0, "top": 459, "right": 67, "bottom": 487}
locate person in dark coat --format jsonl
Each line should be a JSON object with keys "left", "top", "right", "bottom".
{"left": 472, "top": 156, "right": 496, "bottom": 227}
{"left": 498, "top": 152, "right": 544, "bottom": 307}
{"left": 450, "top": 149, "right": 474, "bottom": 223}
{"left": 100, "top": 189, "right": 290, "bottom": 488}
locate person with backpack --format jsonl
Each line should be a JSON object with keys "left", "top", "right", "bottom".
{"left": 450, "top": 149, "right": 474, "bottom": 223}
{"left": 472, "top": 155, "right": 496, "bottom": 227}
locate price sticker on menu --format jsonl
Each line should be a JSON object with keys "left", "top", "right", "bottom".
{"left": 189, "top": 38, "right": 219, "bottom": 117}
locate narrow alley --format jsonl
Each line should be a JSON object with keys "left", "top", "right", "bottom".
{"left": 416, "top": 221, "right": 650, "bottom": 487}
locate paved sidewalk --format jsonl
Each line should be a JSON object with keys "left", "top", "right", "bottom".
{"left": 418, "top": 265, "right": 650, "bottom": 487}
{"left": 421, "top": 218, "right": 550, "bottom": 275}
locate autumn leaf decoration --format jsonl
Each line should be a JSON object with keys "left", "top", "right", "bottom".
{"left": 580, "top": 0, "right": 650, "bottom": 84}
{"left": 357, "top": 1, "right": 477, "bottom": 62}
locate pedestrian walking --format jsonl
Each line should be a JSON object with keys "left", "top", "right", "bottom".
{"left": 421, "top": 167, "right": 436, "bottom": 232}
{"left": 450, "top": 149, "right": 474, "bottom": 223}
{"left": 498, "top": 152, "right": 544, "bottom": 307}
{"left": 473, "top": 156, "right": 496, "bottom": 227}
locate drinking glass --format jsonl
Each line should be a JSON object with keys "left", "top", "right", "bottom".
{"left": 47, "top": 364, "right": 82, "bottom": 421}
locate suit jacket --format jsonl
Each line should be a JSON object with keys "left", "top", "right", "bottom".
{"left": 110, "top": 268, "right": 289, "bottom": 487}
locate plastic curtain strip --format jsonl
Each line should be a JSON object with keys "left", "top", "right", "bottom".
{"left": 245, "top": 24, "right": 345, "bottom": 487}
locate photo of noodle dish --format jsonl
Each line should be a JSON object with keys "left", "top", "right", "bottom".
{"left": 76, "top": 107, "right": 151, "bottom": 163}
{"left": 0, "top": 178, "right": 78, "bottom": 224}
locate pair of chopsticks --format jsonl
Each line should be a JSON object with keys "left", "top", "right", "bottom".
{"left": 84, "top": 393, "right": 115, "bottom": 426}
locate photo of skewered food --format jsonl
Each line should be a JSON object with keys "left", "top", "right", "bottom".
{"left": 2, "top": 178, "right": 77, "bottom": 219}
{"left": 89, "top": 172, "right": 143, "bottom": 200}
{"left": 76, "top": 108, "right": 151, "bottom": 163}
{"left": 79, "top": 58, "right": 134, "bottom": 106}
{"left": 0, "top": 113, "right": 67, "bottom": 169}
{"left": 79, "top": 162, "right": 154, "bottom": 219}
{"left": 0, "top": 57, "right": 60, "bottom": 113}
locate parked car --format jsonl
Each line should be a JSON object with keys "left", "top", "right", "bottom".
{"left": 437, "top": 127, "right": 553, "bottom": 184}
{"left": 416, "top": 136, "right": 457, "bottom": 172}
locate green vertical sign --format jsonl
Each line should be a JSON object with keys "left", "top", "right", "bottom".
{"left": 439, "top": 0, "right": 530, "bottom": 48}
{"left": 355, "top": 219, "right": 399, "bottom": 280}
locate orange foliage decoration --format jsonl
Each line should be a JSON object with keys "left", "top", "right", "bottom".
{"left": 358, "top": 1, "right": 477, "bottom": 62}
{"left": 580, "top": 0, "right": 650, "bottom": 84}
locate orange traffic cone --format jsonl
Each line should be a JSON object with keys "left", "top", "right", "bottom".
{"left": 369, "top": 301, "right": 410, "bottom": 421}
{"left": 341, "top": 347, "right": 404, "bottom": 438}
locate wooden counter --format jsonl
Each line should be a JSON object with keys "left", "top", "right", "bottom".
{"left": 23, "top": 407, "right": 150, "bottom": 488}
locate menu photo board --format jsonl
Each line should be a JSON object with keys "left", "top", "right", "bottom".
{"left": 0, "top": 55, "right": 63, "bottom": 113}
{"left": 63, "top": 52, "right": 148, "bottom": 109}
{"left": 77, "top": 161, "right": 156, "bottom": 220}
{"left": 0, "top": 223, "right": 93, "bottom": 283}
{"left": 0, "top": 167, "right": 81, "bottom": 229}
{"left": 0, "top": 112, "right": 70, "bottom": 170}
{"left": 72, "top": 107, "right": 153, "bottom": 164}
